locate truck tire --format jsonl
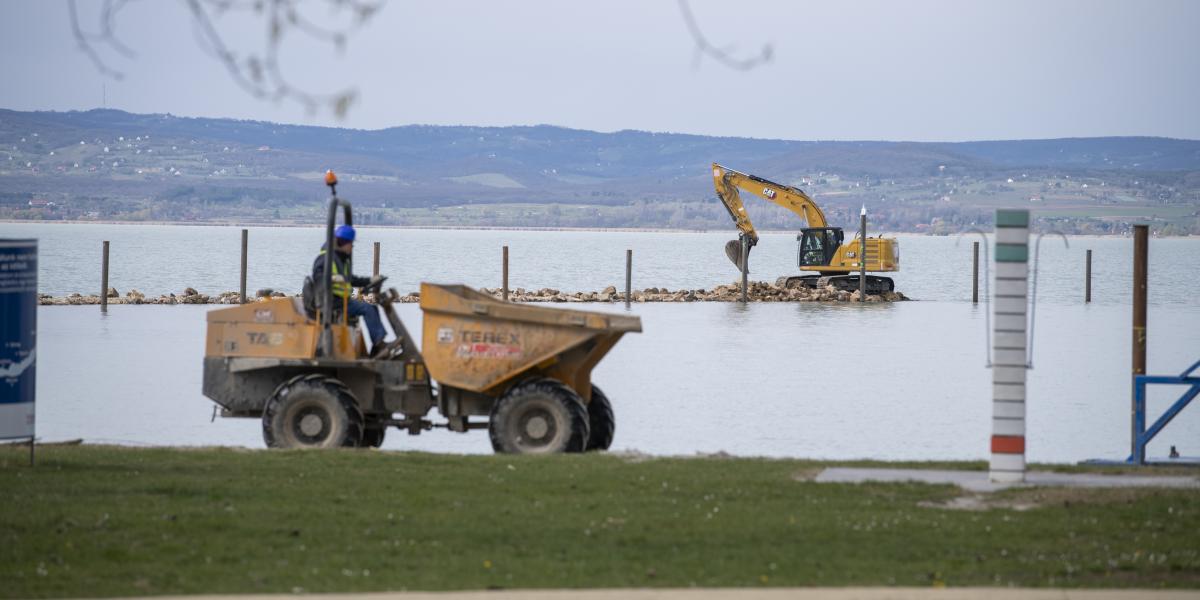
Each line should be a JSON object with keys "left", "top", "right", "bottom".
{"left": 489, "top": 378, "right": 590, "bottom": 454}
{"left": 262, "top": 375, "right": 364, "bottom": 449}
{"left": 585, "top": 385, "right": 615, "bottom": 451}
{"left": 361, "top": 423, "right": 387, "bottom": 448}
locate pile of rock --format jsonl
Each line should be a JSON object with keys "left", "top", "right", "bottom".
{"left": 39, "top": 282, "right": 907, "bottom": 305}
{"left": 478, "top": 282, "right": 908, "bottom": 303}
{"left": 37, "top": 287, "right": 288, "bottom": 306}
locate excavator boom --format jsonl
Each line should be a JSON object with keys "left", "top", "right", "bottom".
{"left": 712, "top": 163, "right": 828, "bottom": 245}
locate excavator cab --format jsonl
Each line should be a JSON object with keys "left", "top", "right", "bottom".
{"left": 797, "top": 227, "right": 844, "bottom": 267}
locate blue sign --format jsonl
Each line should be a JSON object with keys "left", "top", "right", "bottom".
{"left": 0, "top": 239, "right": 37, "bottom": 440}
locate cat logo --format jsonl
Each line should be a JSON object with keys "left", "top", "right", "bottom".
{"left": 762, "top": 187, "right": 776, "bottom": 199}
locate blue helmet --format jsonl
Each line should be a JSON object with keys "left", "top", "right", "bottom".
{"left": 334, "top": 224, "right": 356, "bottom": 243}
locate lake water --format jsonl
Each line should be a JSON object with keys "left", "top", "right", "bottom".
{"left": 2, "top": 222, "right": 1198, "bottom": 306}
{"left": 7, "top": 223, "right": 1200, "bottom": 463}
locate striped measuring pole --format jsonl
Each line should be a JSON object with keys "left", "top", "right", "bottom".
{"left": 991, "top": 209, "right": 1029, "bottom": 483}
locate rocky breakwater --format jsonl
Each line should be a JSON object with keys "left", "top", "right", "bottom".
{"left": 39, "top": 287, "right": 284, "bottom": 306}
{"left": 479, "top": 281, "right": 909, "bottom": 303}
{"left": 39, "top": 282, "right": 908, "bottom": 305}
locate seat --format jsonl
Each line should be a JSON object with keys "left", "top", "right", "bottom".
{"left": 300, "top": 276, "right": 357, "bottom": 326}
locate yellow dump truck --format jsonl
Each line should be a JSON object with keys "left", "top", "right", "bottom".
{"left": 202, "top": 174, "right": 641, "bottom": 453}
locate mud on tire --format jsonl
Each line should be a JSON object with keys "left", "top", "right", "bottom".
{"left": 489, "top": 378, "right": 590, "bottom": 454}
{"left": 262, "top": 374, "right": 364, "bottom": 449}
{"left": 585, "top": 385, "right": 615, "bottom": 451}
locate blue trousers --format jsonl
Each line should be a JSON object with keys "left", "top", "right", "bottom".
{"left": 348, "top": 298, "right": 387, "bottom": 346}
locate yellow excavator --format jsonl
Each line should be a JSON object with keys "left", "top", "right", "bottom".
{"left": 712, "top": 163, "right": 900, "bottom": 293}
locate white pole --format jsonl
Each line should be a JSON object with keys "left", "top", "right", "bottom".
{"left": 990, "top": 209, "right": 1029, "bottom": 483}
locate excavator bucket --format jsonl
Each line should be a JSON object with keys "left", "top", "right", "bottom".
{"left": 725, "top": 239, "right": 749, "bottom": 272}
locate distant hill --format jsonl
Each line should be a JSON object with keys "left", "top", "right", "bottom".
{"left": 1, "top": 108, "right": 1197, "bottom": 233}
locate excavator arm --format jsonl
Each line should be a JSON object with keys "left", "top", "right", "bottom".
{"left": 711, "top": 163, "right": 828, "bottom": 247}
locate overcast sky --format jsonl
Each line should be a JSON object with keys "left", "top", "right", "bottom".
{"left": 2, "top": 0, "right": 1198, "bottom": 141}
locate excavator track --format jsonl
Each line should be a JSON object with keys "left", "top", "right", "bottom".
{"left": 776, "top": 275, "right": 895, "bottom": 295}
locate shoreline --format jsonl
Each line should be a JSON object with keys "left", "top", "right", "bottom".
{"left": 0, "top": 219, "right": 1177, "bottom": 238}
{"left": 39, "top": 283, "right": 911, "bottom": 305}
{"left": 0, "top": 219, "right": 884, "bottom": 235}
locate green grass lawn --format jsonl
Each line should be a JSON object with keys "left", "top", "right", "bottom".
{"left": 1, "top": 446, "right": 1198, "bottom": 597}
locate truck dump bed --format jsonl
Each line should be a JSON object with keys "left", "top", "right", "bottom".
{"left": 419, "top": 283, "right": 642, "bottom": 399}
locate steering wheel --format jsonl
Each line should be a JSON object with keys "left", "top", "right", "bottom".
{"left": 362, "top": 276, "right": 387, "bottom": 295}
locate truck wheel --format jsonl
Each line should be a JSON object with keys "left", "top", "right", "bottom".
{"left": 489, "top": 378, "right": 590, "bottom": 454}
{"left": 361, "top": 424, "right": 387, "bottom": 448}
{"left": 262, "top": 375, "right": 364, "bottom": 449}
{"left": 585, "top": 385, "right": 615, "bottom": 451}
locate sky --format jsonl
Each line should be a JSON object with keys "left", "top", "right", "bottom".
{"left": 1, "top": 0, "right": 1198, "bottom": 141}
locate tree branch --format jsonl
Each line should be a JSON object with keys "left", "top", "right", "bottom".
{"left": 677, "top": 0, "right": 773, "bottom": 71}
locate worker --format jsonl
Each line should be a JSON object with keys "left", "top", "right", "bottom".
{"left": 312, "top": 224, "right": 389, "bottom": 356}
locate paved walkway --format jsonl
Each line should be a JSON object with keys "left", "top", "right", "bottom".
{"left": 815, "top": 468, "right": 1200, "bottom": 492}
{"left": 113, "top": 589, "right": 1200, "bottom": 600}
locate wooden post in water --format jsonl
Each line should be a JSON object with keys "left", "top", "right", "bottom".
{"left": 859, "top": 206, "right": 867, "bottom": 301}
{"left": 625, "top": 249, "right": 632, "bottom": 309}
{"left": 372, "top": 242, "right": 380, "bottom": 277}
{"left": 239, "top": 229, "right": 248, "bottom": 304}
{"left": 972, "top": 241, "right": 980, "bottom": 304}
{"left": 1131, "top": 225, "right": 1148, "bottom": 463}
{"left": 100, "top": 240, "right": 109, "bottom": 313}
{"left": 739, "top": 236, "right": 748, "bottom": 303}
{"left": 1085, "top": 249, "right": 1092, "bottom": 303}
{"left": 502, "top": 245, "right": 509, "bottom": 302}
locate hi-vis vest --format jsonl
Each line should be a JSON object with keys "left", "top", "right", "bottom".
{"left": 318, "top": 250, "right": 352, "bottom": 299}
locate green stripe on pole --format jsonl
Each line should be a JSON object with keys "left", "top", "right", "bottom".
{"left": 995, "top": 243, "right": 1029, "bottom": 262}
{"left": 995, "top": 210, "right": 1030, "bottom": 228}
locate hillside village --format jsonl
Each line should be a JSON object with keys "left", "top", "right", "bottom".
{"left": 2, "top": 109, "right": 1197, "bottom": 235}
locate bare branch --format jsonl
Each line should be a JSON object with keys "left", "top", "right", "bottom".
{"left": 677, "top": 0, "right": 773, "bottom": 71}
{"left": 70, "top": 0, "right": 756, "bottom": 119}
{"left": 71, "top": 0, "right": 379, "bottom": 118}
{"left": 68, "top": 0, "right": 126, "bottom": 79}
{"left": 99, "top": 0, "right": 136, "bottom": 58}
{"left": 186, "top": 0, "right": 378, "bottom": 117}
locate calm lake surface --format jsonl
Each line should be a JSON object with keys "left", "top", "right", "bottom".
{"left": 3, "top": 222, "right": 1198, "bottom": 306}
{"left": 7, "top": 222, "right": 1200, "bottom": 462}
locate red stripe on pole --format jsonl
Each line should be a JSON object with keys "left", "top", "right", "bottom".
{"left": 991, "top": 435, "right": 1026, "bottom": 454}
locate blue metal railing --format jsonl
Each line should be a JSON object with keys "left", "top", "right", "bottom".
{"left": 1129, "top": 359, "right": 1200, "bottom": 464}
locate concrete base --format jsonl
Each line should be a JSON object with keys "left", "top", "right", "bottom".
{"left": 815, "top": 467, "right": 1200, "bottom": 493}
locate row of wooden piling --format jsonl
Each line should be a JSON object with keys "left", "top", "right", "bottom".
{"left": 97, "top": 232, "right": 1109, "bottom": 312}
{"left": 99, "top": 233, "right": 640, "bottom": 311}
